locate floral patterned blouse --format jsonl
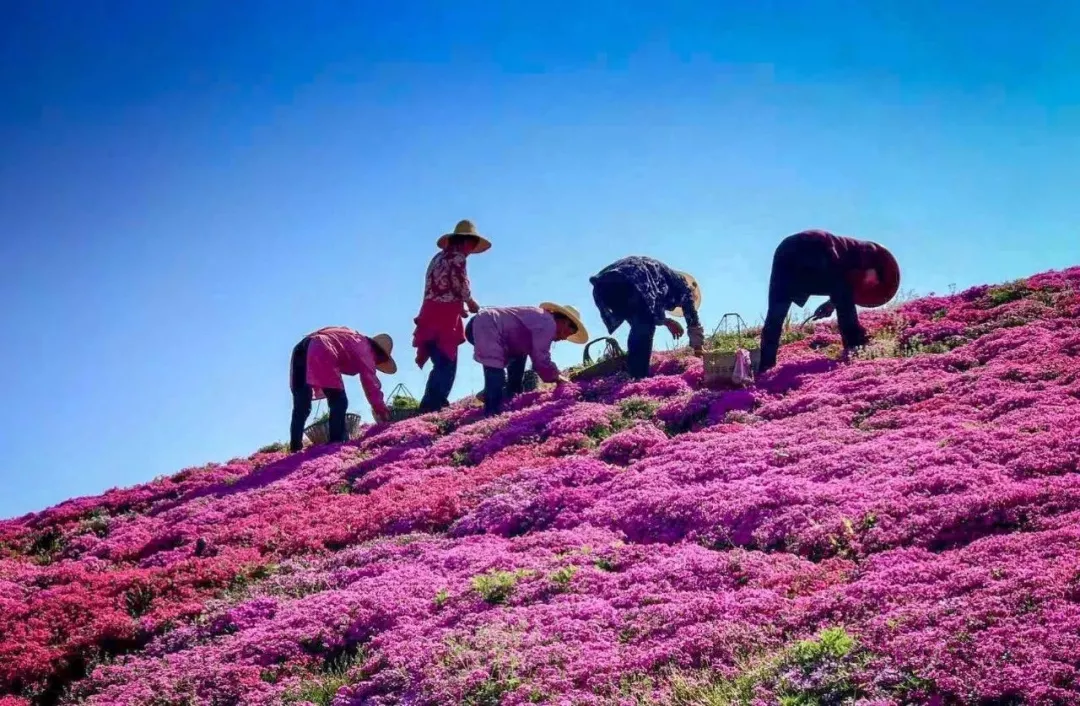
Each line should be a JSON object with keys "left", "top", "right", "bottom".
{"left": 423, "top": 250, "right": 471, "bottom": 303}
{"left": 590, "top": 256, "right": 700, "bottom": 333}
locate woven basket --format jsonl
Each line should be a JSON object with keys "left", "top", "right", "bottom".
{"left": 570, "top": 337, "right": 626, "bottom": 382}
{"left": 387, "top": 383, "right": 422, "bottom": 422}
{"left": 703, "top": 313, "right": 761, "bottom": 387}
{"left": 304, "top": 412, "right": 365, "bottom": 446}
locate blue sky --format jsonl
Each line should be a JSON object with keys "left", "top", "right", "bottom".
{"left": 2, "top": 1, "right": 1078, "bottom": 519}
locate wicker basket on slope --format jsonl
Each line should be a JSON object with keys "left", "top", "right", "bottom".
{"left": 387, "top": 383, "right": 422, "bottom": 422}
{"left": 569, "top": 337, "right": 626, "bottom": 382}
{"left": 304, "top": 412, "right": 365, "bottom": 446}
{"left": 703, "top": 313, "right": 761, "bottom": 387}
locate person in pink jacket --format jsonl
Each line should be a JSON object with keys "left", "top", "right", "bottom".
{"left": 466, "top": 303, "right": 589, "bottom": 415}
{"left": 288, "top": 326, "right": 397, "bottom": 452}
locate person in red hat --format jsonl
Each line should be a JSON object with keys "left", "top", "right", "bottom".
{"left": 758, "top": 229, "right": 900, "bottom": 373}
{"left": 412, "top": 220, "right": 491, "bottom": 412}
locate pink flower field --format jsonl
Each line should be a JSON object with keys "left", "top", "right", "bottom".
{"left": 4, "top": 267, "right": 1080, "bottom": 706}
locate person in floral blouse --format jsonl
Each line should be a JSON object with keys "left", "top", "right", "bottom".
{"left": 412, "top": 220, "right": 491, "bottom": 412}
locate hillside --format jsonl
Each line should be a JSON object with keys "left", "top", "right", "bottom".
{"left": 3, "top": 267, "right": 1080, "bottom": 706}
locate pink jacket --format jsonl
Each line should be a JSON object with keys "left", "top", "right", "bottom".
{"left": 470, "top": 307, "right": 561, "bottom": 382}
{"left": 292, "top": 327, "right": 388, "bottom": 415}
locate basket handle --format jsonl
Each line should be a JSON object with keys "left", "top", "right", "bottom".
{"left": 583, "top": 337, "right": 625, "bottom": 365}
{"left": 711, "top": 312, "right": 749, "bottom": 338}
{"left": 388, "top": 383, "right": 416, "bottom": 402}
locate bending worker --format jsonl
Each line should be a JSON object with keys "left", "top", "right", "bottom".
{"left": 289, "top": 326, "right": 397, "bottom": 452}
{"left": 759, "top": 229, "right": 900, "bottom": 373}
{"left": 466, "top": 303, "right": 588, "bottom": 415}
{"left": 412, "top": 219, "right": 490, "bottom": 413}
{"left": 589, "top": 256, "right": 705, "bottom": 379}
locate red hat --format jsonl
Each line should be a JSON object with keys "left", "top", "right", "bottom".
{"left": 850, "top": 244, "right": 900, "bottom": 308}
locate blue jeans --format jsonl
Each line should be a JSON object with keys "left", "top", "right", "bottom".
{"left": 419, "top": 343, "right": 457, "bottom": 412}
{"left": 483, "top": 356, "right": 527, "bottom": 415}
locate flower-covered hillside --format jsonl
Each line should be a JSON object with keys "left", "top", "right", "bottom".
{"left": 3, "top": 268, "right": 1080, "bottom": 706}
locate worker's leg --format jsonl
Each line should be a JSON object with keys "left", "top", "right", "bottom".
{"left": 506, "top": 355, "right": 528, "bottom": 398}
{"left": 324, "top": 388, "right": 349, "bottom": 443}
{"left": 420, "top": 343, "right": 457, "bottom": 412}
{"left": 831, "top": 284, "right": 868, "bottom": 350}
{"left": 289, "top": 338, "right": 313, "bottom": 452}
{"left": 290, "top": 387, "right": 312, "bottom": 452}
{"left": 626, "top": 310, "right": 656, "bottom": 379}
{"left": 483, "top": 366, "right": 506, "bottom": 415}
{"left": 759, "top": 287, "right": 792, "bottom": 374}
{"left": 591, "top": 276, "right": 635, "bottom": 334}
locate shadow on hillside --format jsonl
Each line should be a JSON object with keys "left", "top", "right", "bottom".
{"left": 758, "top": 357, "right": 839, "bottom": 394}
{"left": 148, "top": 445, "right": 344, "bottom": 514}
{"left": 349, "top": 439, "right": 435, "bottom": 479}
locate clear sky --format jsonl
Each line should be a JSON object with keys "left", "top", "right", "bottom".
{"left": 2, "top": 1, "right": 1078, "bottom": 519}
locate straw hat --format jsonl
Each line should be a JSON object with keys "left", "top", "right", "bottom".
{"left": 539, "top": 303, "right": 590, "bottom": 344}
{"left": 437, "top": 220, "right": 492, "bottom": 254}
{"left": 851, "top": 245, "right": 900, "bottom": 308}
{"left": 669, "top": 272, "right": 703, "bottom": 318}
{"left": 369, "top": 334, "right": 398, "bottom": 374}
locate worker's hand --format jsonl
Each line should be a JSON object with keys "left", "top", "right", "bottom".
{"left": 373, "top": 408, "right": 391, "bottom": 424}
{"left": 812, "top": 302, "right": 835, "bottom": 321}
{"left": 687, "top": 325, "right": 705, "bottom": 356}
{"left": 664, "top": 318, "right": 685, "bottom": 340}
{"left": 555, "top": 374, "right": 571, "bottom": 386}
{"left": 467, "top": 298, "right": 480, "bottom": 314}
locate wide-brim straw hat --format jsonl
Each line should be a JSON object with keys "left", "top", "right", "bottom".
{"left": 852, "top": 245, "right": 900, "bottom": 308}
{"left": 539, "top": 302, "right": 590, "bottom": 344}
{"left": 369, "top": 334, "right": 398, "bottom": 374}
{"left": 669, "top": 271, "right": 703, "bottom": 318}
{"left": 436, "top": 219, "right": 492, "bottom": 254}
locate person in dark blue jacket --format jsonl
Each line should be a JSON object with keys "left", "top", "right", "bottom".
{"left": 590, "top": 256, "right": 704, "bottom": 379}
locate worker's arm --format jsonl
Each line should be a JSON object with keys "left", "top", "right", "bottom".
{"left": 448, "top": 252, "right": 479, "bottom": 313}
{"left": 811, "top": 301, "right": 835, "bottom": 320}
{"left": 668, "top": 280, "right": 703, "bottom": 353}
{"left": 358, "top": 370, "right": 389, "bottom": 423}
{"left": 529, "top": 322, "right": 562, "bottom": 384}
{"left": 356, "top": 341, "right": 390, "bottom": 422}
{"left": 680, "top": 294, "right": 701, "bottom": 330}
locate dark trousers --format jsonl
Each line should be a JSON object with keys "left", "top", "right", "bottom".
{"left": 419, "top": 343, "right": 457, "bottom": 412}
{"left": 759, "top": 236, "right": 867, "bottom": 372}
{"left": 625, "top": 309, "right": 657, "bottom": 380}
{"left": 592, "top": 279, "right": 657, "bottom": 379}
{"left": 290, "top": 337, "right": 348, "bottom": 452}
{"left": 482, "top": 355, "right": 527, "bottom": 415}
